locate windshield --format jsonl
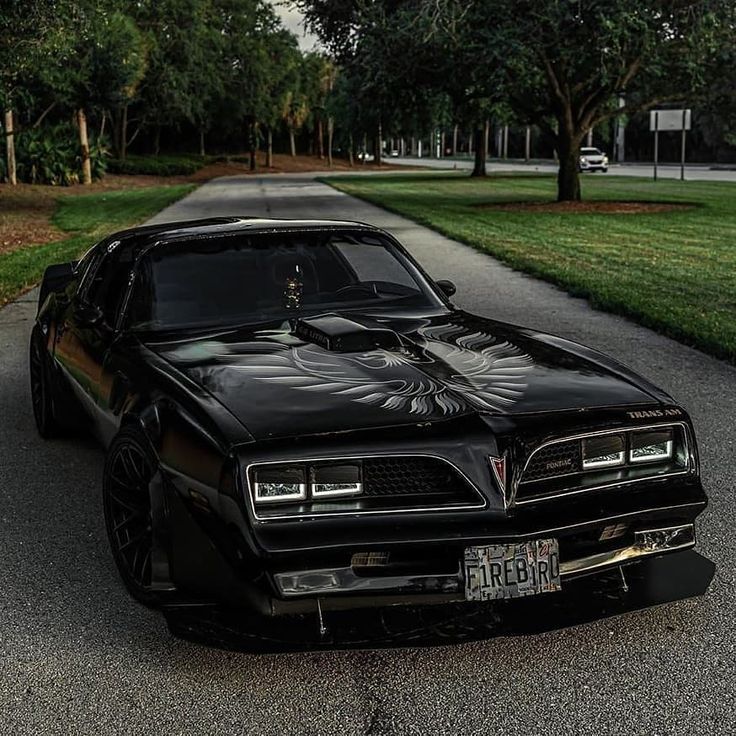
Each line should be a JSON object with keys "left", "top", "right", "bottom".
{"left": 127, "top": 230, "right": 443, "bottom": 331}
{"left": 581, "top": 148, "right": 602, "bottom": 155}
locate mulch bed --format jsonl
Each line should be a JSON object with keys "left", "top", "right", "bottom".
{"left": 473, "top": 200, "right": 695, "bottom": 214}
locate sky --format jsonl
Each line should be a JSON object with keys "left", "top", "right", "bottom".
{"left": 271, "top": 2, "right": 320, "bottom": 50}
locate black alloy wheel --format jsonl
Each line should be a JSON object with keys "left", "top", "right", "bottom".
{"left": 29, "top": 325, "right": 59, "bottom": 438}
{"left": 103, "top": 427, "right": 161, "bottom": 606}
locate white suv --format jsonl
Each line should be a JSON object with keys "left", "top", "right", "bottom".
{"left": 579, "top": 147, "right": 609, "bottom": 173}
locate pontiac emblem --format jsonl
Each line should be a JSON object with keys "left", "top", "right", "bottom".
{"left": 545, "top": 458, "right": 572, "bottom": 471}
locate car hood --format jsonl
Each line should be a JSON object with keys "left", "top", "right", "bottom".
{"left": 146, "top": 311, "right": 664, "bottom": 440}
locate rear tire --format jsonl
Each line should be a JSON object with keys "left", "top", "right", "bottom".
{"left": 29, "top": 325, "right": 61, "bottom": 439}
{"left": 103, "top": 425, "right": 163, "bottom": 607}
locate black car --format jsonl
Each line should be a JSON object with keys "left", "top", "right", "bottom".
{"left": 30, "top": 217, "right": 706, "bottom": 638}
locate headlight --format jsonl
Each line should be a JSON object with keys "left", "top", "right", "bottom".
{"left": 580, "top": 157, "right": 588, "bottom": 164}
{"left": 311, "top": 463, "right": 362, "bottom": 497}
{"left": 630, "top": 429, "right": 673, "bottom": 464}
{"left": 582, "top": 434, "right": 625, "bottom": 469}
{"left": 253, "top": 465, "right": 307, "bottom": 503}
{"left": 252, "top": 462, "right": 362, "bottom": 504}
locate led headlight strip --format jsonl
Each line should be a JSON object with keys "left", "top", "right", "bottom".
{"left": 253, "top": 462, "right": 362, "bottom": 504}
{"left": 582, "top": 428, "right": 675, "bottom": 470}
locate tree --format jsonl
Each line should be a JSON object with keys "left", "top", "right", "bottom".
{"left": 0, "top": 0, "right": 66, "bottom": 185}
{"left": 132, "top": 0, "right": 209, "bottom": 156}
{"left": 488, "top": 0, "right": 733, "bottom": 200}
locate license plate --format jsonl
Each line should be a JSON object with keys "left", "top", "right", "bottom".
{"left": 463, "top": 539, "right": 561, "bottom": 601}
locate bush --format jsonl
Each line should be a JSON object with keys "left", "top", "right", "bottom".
{"left": 13, "top": 123, "right": 108, "bottom": 186}
{"left": 106, "top": 154, "right": 209, "bottom": 176}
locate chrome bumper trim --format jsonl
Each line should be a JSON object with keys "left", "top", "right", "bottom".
{"left": 274, "top": 524, "right": 696, "bottom": 598}
{"left": 559, "top": 524, "right": 695, "bottom": 577}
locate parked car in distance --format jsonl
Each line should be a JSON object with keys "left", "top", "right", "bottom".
{"left": 30, "top": 217, "right": 706, "bottom": 641}
{"left": 579, "top": 147, "right": 609, "bottom": 172}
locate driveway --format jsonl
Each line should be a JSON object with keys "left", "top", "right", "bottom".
{"left": 1, "top": 174, "right": 734, "bottom": 735}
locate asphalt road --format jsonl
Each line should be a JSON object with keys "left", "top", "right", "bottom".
{"left": 391, "top": 155, "right": 736, "bottom": 182}
{"left": 1, "top": 173, "right": 734, "bottom": 735}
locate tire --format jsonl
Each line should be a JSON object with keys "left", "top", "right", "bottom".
{"left": 29, "top": 325, "right": 61, "bottom": 438}
{"left": 103, "top": 425, "right": 163, "bottom": 607}
{"left": 602, "top": 167, "right": 608, "bottom": 173}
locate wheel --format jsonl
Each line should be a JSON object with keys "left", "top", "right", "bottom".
{"left": 29, "top": 325, "right": 60, "bottom": 438}
{"left": 602, "top": 167, "right": 608, "bottom": 173}
{"left": 103, "top": 425, "right": 162, "bottom": 607}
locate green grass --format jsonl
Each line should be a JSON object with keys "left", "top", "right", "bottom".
{"left": 324, "top": 172, "right": 736, "bottom": 362}
{"left": 0, "top": 184, "right": 195, "bottom": 304}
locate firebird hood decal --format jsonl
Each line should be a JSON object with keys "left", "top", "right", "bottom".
{"left": 149, "top": 312, "right": 659, "bottom": 439}
{"left": 216, "top": 323, "right": 533, "bottom": 417}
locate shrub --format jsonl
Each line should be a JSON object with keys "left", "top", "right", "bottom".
{"left": 106, "top": 154, "right": 208, "bottom": 176}
{"left": 13, "top": 124, "right": 108, "bottom": 186}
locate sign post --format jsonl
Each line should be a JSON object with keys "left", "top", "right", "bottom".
{"left": 653, "top": 111, "right": 659, "bottom": 182}
{"left": 649, "top": 109, "right": 691, "bottom": 182}
{"left": 680, "top": 109, "right": 687, "bottom": 181}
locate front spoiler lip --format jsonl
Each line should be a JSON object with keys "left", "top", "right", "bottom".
{"left": 273, "top": 524, "right": 696, "bottom": 600}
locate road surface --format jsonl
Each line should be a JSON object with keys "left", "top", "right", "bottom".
{"left": 391, "top": 155, "right": 736, "bottom": 182}
{"left": 1, "top": 173, "right": 734, "bottom": 735}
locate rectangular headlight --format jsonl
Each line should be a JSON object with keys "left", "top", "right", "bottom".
{"left": 630, "top": 429, "right": 674, "bottom": 464}
{"left": 253, "top": 466, "right": 306, "bottom": 503}
{"left": 311, "top": 463, "right": 362, "bottom": 498}
{"left": 583, "top": 435, "right": 625, "bottom": 469}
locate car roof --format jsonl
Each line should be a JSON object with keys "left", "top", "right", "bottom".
{"left": 103, "top": 217, "right": 386, "bottom": 258}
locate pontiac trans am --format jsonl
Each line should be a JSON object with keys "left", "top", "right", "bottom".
{"left": 30, "top": 217, "right": 707, "bottom": 636}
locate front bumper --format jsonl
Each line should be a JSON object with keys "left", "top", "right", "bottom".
{"left": 271, "top": 523, "right": 695, "bottom": 609}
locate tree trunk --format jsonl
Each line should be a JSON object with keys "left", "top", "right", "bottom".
{"left": 77, "top": 108, "right": 92, "bottom": 185}
{"left": 483, "top": 120, "right": 490, "bottom": 160}
{"left": 348, "top": 132, "right": 354, "bottom": 167}
{"left": 452, "top": 124, "right": 458, "bottom": 155}
{"left": 362, "top": 133, "right": 367, "bottom": 165}
{"left": 374, "top": 121, "right": 382, "bottom": 166}
{"left": 153, "top": 124, "right": 161, "bottom": 156}
{"left": 99, "top": 111, "right": 107, "bottom": 140}
{"left": 556, "top": 134, "right": 582, "bottom": 202}
{"left": 317, "top": 116, "right": 324, "bottom": 159}
{"left": 289, "top": 127, "right": 296, "bottom": 157}
{"left": 120, "top": 104, "right": 128, "bottom": 161}
{"left": 327, "top": 117, "right": 334, "bottom": 167}
{"left": 199, "top": 129, "right": 206, "bottom": 156}
{"left": 470, "top": 125, "right": 487, "bottom": 177}
{"left": 4, "top": 109, "right": 17, "bottom": 185}
{"left": 266, "top": 127, "right": 273, "bottom": 168}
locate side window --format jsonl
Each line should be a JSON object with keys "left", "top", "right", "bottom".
{"left": 82, "top": 241, "right": 133, "bottom": 327}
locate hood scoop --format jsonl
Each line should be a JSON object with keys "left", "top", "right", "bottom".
{"left": 293, "top": 314, "right": 402, "bottom": 353}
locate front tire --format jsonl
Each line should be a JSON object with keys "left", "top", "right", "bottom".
{"left": 29, "top": 325, "right": 60, "bottom": 438}
{"left": 103, "top": 425, "right": 162, "bottom": 607}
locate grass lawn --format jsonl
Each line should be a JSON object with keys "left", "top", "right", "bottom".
{"left": 0, "top": 184, "right": 195, "bottom": 305}
{"left": 325, "top": 172, "right": 736, "bottom": 362}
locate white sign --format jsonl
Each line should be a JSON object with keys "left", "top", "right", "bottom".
{"left": 650, "top": 109, "right": 691, "bottom": 132}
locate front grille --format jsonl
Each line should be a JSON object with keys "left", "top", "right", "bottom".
{"left": 522, "top": 441, "right": 581, "bottom": 482}
{"left": 250, "top": 455, "right": 483, "bottom": 520}
{"left": 517, "top": 424, "right": 690, "bottom": 503}
{"left": 363, "top": 456, "right": 469, "bottom": 497}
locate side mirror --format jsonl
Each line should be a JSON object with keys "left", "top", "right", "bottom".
{"left": 39, "top": 261, "right": 77, "bottom": 309}
{"left": 436, "top": 279, "right": 457, "bottom": 298}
